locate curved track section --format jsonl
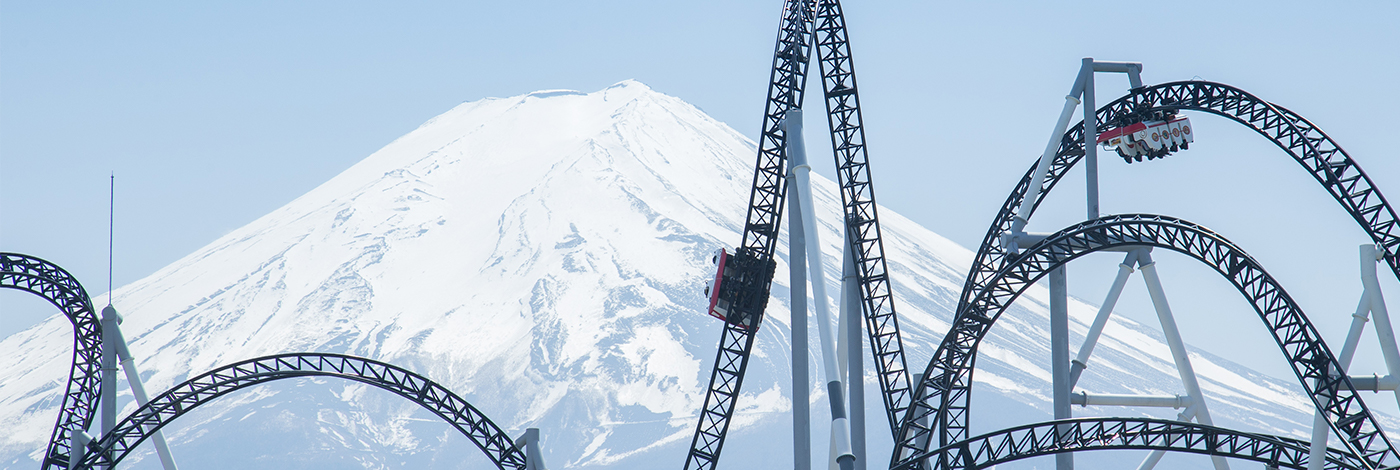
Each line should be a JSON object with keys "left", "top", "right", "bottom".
{"left": 895, "top": 417, "right": 1366, "bottom": 470}
{"left": 72, "top": 353, "right": 527, "bottom": 470}
{"left": 892, "top": 215, "right": 1398, "bottom": 469}
{"left": 956, "top": 81, "right": 1400, "bottom": 322}
{"left": 0, "top": 253, "right": 102, "bottom": 470}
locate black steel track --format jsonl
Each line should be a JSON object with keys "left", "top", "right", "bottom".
{"left": 70, "top": 353, "right": 526, "bottom": 470}
{"left": 812, "top": 0, "right": 913, "bottom": 437}
{"left": 891, "top": 215, "right": 1399, "bottom": 469}
{"left": 0, "top": 253, "right": 102, "bottom": 470}
{"left": 957, "top": 81, "right": 1400, "bottom": 339}
{"left": 682, "top": 1, "right": 814, "bottom": 469}
{"left": 895, "top": 417, "right": 1367, "bottom": 470}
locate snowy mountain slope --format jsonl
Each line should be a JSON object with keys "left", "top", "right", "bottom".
{"left": 0, "top": 80, "right": 1374, "bottom": 469}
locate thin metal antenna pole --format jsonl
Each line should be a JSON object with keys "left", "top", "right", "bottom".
{"left": 109, "top": 173, "right": 114, "bottom": 305}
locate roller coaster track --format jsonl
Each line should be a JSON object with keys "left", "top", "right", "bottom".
{"left": 814, "top": 0, "right": 913, "bottom": 437}
{"left": 69, "top": 353, "right": 526, "bottom": 470}
{"left": 921, "top": 80, "right": 1400, "bottom": 466}
{"left": 895, "top": 417, "right": 1367, "bottom": 470}
{"left": 687, "top": 0, "right": 915, "bottom": 466}
{"left": 681, "top": 0, "right": 813, "bottom": 468}
{"left": 891, "top": 214, "right": 1399, "bottom": 469}
{"left": 957, "top": 81, "right": 1400, "bottom": 337}
{"left": 0, "top": 253, "right": 102, "bottom": 470}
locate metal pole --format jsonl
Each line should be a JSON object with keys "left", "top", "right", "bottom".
{"left": 842, "top": 239, "right": 865, "bottom": 470}
{"left": 1050, "top": 266, "right": 1073, "bottom": 470}
{"left": 786, "top": 108, "right": 855, "bottom": 470}
{"left": 1081, "top": 58, "right": 1099, "bottom": 220}
{"left": 1137, "top": 254, "right": 1228, "bottom": 470}
{"left": 1359, "top": 244, "right": 1400, "bottom": 406}
{"left": 1308, "top": 293, "right": 1368, "bottom": 470}
{"left": 106, "top": 310, "right": 179, "bottom": 470}
{"left": 1070, "top": 250, "right": 1141, "bottom": 387}
{"left": 788, "top": 125, "right": 812, "bottom": 470}
{"left": 100, "top": 306, "right": 119, "bottom": 468}
{"left": 1010, "top": 69, "right": 1087, "bottom": 238}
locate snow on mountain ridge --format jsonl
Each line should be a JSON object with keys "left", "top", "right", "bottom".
{"left": 0, "top": 80, "right": 1353, "bottom": 469}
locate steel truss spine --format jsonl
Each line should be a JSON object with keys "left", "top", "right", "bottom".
{"left": 811, "top": 0, "right": 913, "bottom": 437}
{"left": 683, "top": 1, "right": 815, "bottom": 469}
{"left": 71, "top": 353, "right": 527, "bottom": 470}
{"left": 0, "top": 253, "right": 102, "bottom": 470}
{"left": 895, "top": 417, "right": 1367, "bottom": 470}
{"left": 893, "top": 214, "right": 1399, "bottom": 470}
{"left": 956, "top": 81, "right": 1400, "bottom": 337}
{"left": 938, "top": 81, "right": 1400, "bottom": 465}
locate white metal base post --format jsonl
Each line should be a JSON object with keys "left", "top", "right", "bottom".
{"left": 1308, "top": 244, "right": 1400, "bottom": 469}
{"left": 841, "top": 237, "right": 866, "bottom": 470}
{"left": 785, "top": 109, "right": 854, "bottom": 470}
{"left": 789, "top": 167, "right": 812, "bottom": 470}
{"left": 103, "top": 306, "right": 180, "bottom": 470}
{"left": 1050, "top": 266, "right": 1073, "bottom": 470}
{"left": 1137, "top": 254, "right": 1228, "bottom": 470}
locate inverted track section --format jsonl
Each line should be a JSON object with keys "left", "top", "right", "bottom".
{"left": 957, "top": 81, "right": 1400, "bottom": 325}
{"left": 893, "top": 215, "right": 1399, "bottom": 469}
{"left": 682, "top": 1, "right": 814, "bottom": 469}
{"left": 895, "top": 417, "right": 1367, "bottom": 470}
{"left": 0, "top": 253, "right": 101, "bottom": 470}
{"left": 812, "top": 0, "right": 913, "bottom": 437}
{"left": 71, "top": 353, "right": 527, "bottom": 470}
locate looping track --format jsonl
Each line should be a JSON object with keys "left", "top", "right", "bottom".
{"left": 958, "top": 81, "right": 1400, "bottom": 320}
{"left": 892, "top": 214, "right": 1399, "bottom": 469}
{"left": 0, "top": 253, "right": 102, "bottom": 470}
{"left": 70, "top": 353, "right": 527, "bottom": 470}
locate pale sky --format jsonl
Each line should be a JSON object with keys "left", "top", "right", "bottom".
{"left": 3, "top": 0, "right": 1399, "bottom": 416}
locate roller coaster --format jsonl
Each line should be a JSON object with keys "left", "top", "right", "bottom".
{"left": 4, "top": 0, "right": 1396, "bottom": 469}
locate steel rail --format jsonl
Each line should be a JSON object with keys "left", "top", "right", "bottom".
{"left": 896, "top": 417, "right": 1367, "bottom": 470}
{"left": 0, "top": 253, "right": 102, "bottom": 470}
{"left": 70, "top": 353, "right": 526, "bottom": 470}
{"left": 812, "top": 0, "right": 913, "bottom": 437}
{"left": 956, "top": 81, "right": 1400, "bottom": 327}
{"left": 682, "top": 2, "right": 813, "bottom": 468}
{"left": 892, "top": 215, "right": 1398, "bottom": 470}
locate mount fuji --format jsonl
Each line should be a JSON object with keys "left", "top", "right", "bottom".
{"left": 0, "top": 80, "right": 1375, "bottom": 469}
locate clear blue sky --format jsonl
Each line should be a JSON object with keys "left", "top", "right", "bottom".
{"left": 3, "top": 1, "right": 1399, "bottom": 412}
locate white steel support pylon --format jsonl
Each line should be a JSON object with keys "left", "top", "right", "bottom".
{"left": 88, "top": 305, "right": 180, "bottom": 470}
{"left": 1053, "top": 248, "right": 1230, "bottom": 470}
{"left": 1307, "top": 244, "right": 1400, "bottom": 470}
{"left": 784, "top": 109, "right": 855, "bottom": 470}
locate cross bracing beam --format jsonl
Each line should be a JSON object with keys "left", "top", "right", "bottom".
{"left": 69, "top": 353, "right": 527, "bottom": 470}
{"left": 892, "top": 215, "right": 1399, "bottom": 470}
{"left": 0, "top": 253, "right": 102, "bottom": 470}
{"left": 893, "top": 417, "right": 1368, "bottom": 470}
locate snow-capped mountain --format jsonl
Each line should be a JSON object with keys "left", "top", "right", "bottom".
{"left": 0, "top": 81, "right": 1368, "bottom": 469}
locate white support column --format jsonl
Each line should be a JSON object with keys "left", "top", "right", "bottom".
{"left": 785, "top": 109, "right": 854, "bottom": 470}
{"left": 1050, "top": 266, "right": 1073, "bottom": 470}
{"left": 1310, "top": 244, "right": 1400, "bottom": 469}
{"left": 514, "top": 428, "right": 547, "bottom": 470}
{"left": 1137, "top": 254, "right": 1228, "bottom": 470}
{"left": 105, "top": 307, "right": 179, "bottom": 470}
{"left": 1070, "top": 249, "right": 1142, "bottom": 387}
{"left": 1359, "top": 244, "right": 1400, "bottom": 409}
{"left": 789, "top": 159, "right": 812, "bottom": 470}
{"left": 841, "top": 237, "right": 866, "bottom": 470}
